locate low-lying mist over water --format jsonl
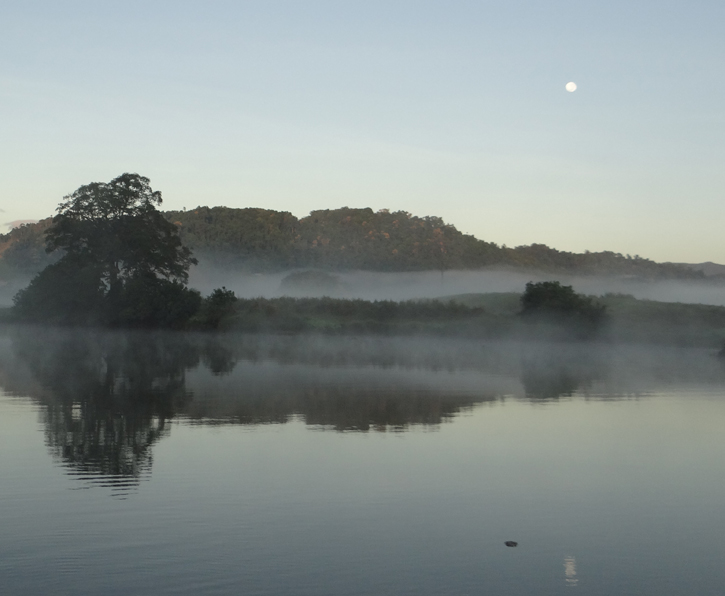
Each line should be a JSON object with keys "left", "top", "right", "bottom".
{"left": 190, "top": 265, "right": 725, "bottom": 306}
{"left": 2, "top": 327, "right": 725, "bottom": 488}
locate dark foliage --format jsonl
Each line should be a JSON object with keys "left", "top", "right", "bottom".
{"left": 520, "top": 281, "right": 607, "bottom": 338}
{"left": 13, "top": 174, "right": 199, "bottom": 327}
{"left": 4, "top": 329, "right": 198, "bottom": 488}
{"left": 193, "top": 287, "right": 238, "bottom": 329}
{"left": 165, "top": 206, "right": 297, "bottom": 269}
{"left": 113, "top": 274, "right": 202, "bottom": 328}
{"left": 215, "top": 296, "right": 508, "bottom": 336}
{"left": 165, "top": 206, "right": 707, "bottom": 277}
{"left": 290, "top": 207, "right": 498, "bottom": 271}
{"left": 46, "top": 173, "right": 195, "bottom": 286}
{"left": 13, "top": 259, "right": 107, "bottom": 325}
{"left": 2, "top": 205, "right": 708, "bottom": 279}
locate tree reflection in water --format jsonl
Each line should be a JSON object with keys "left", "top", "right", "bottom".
{"left": 519, "top": 346, "right": 606, "bottom": 400}
{"left": 4, "top": 329, "right": 722, "bottom": 494}
{"left": 5, "top": 329, "right": 199, "bottom": 495}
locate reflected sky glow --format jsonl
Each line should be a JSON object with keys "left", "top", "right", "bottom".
{"left": 1, "top": 330, "right": 725, "bottom": 594}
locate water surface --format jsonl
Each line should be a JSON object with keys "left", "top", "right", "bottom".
{"left": 1, "top": 328, "right": 724, "bottom": 595}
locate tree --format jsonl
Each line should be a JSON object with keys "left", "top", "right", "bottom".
{"left": 14, "top": 173, "right": 199, "bottom": 327}
{"left": 13, "top": 259, "right": 107, "bottom": 324}
{"left": 520, "top": 281, "right": 607, "bottom": 338}
{"left": 45, "top": 173, "right": 195, "bottom": 289}
{"left": 189, "top": 286, "right": 238, "bottom": 329}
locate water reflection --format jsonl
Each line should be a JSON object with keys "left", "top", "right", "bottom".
{"left": 182, "top": 369, "right": 499, "bottom": 430}
{"left": 520, "top": 348, "right": 606, "bottom": 400}
{"left": 1, "top": 327, "right": 725, "bottom": 492}
{"left": 564, "top": 556, "right": 578, "bottom": 587}
{"left": 0, "top": 329, "right": 197, "bottom": 495}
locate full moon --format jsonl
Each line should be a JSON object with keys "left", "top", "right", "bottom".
{"left": 565, "top": 81, "right": 577, "bottom": 92}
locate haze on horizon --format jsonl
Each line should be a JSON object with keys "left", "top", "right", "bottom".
{"left": 1, "top": 1, "right": 723, "bottom": 263}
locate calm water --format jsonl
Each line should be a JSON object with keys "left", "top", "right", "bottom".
{"left": 1, "top": 327, "right": 725, "bottom": 595}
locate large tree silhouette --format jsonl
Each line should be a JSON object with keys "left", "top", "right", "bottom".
{"left": 14, "top": 174, "right": 200, "bottom": 326}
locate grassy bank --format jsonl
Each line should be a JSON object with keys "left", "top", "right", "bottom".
{"left": 202, "top": 292, "right": 725, "bottom": 347}
{"left": 443, "top": 292, "right": 725, "bottom": 347}
{"left": 194, "top": 293, "right": 725, "bottom": 348}
{"left": 213, "top": 296, "right": 511, "bottom": 337}
{"left": 5, "top": 290, "right": 725, "bottom": 348}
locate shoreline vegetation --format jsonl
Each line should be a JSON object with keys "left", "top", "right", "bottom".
{"left": 4, "top": 173, "right": 725, "bottom": 351}
{"left": 4, "top": 290, "right": 725, "bottom": 349}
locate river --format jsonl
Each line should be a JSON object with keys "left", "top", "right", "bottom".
{"left": 1, "top": 328, "right": 724, "bottom": 595}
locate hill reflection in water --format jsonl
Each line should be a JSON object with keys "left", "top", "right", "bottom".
{"left": 1, "top": 327, "right": 724, "bottom": 493}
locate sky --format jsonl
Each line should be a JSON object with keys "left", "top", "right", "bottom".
{"left": 1, "top": 0, "right": 723, "bottom": 262}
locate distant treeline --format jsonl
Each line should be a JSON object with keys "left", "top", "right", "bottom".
{"left": 0, "top": 206, "right": 707, "bottom": 279}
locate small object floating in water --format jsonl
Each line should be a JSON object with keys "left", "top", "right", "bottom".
{"left": 505, "top": 541, "right": 518, "bottom": 547}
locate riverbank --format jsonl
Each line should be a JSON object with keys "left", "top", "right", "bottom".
{"left": 4, "top": 292, "right": 725, "bottom": 348}
{"left": 211, "top": 293, "right": 725, "bottom": 347}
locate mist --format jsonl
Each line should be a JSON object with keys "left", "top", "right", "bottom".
{"left": 2, "top": 325, "right": 724, "bottom": 493}
{"left": 4, "top": 262, "right": 723, "bottom": 309}
{"left": 189, "top": 263, "right": 725, "bottom": 306}
{"left": 0, "top": 275, "right": 32, "bottom": 308}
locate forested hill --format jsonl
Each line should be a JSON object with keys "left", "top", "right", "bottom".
{"left": 0, "top": 206, "right": 707, "bottom": 280}
{"left": 0, "top": 218, "right": 53, "bottom": 276}
{"left": 162, "top": 206, "right": 707, "bottom": 279}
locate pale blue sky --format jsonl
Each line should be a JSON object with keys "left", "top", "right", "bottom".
{"left": 1, "top": 1, "right": 723, "bottom": 261}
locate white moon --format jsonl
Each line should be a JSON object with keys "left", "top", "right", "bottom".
{"left": 565, "top": 81, "right": 577, "bottom": 92}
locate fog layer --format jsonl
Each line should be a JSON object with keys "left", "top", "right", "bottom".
{"left": 2, "top": 327, "right": 724, "bottom": 492}
{"left": 190, "top": 265, "right": 725, "bottom": 306}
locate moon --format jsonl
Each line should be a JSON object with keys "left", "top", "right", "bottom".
{"left": 565, "top": 82, "right": 577, "bottom": 92}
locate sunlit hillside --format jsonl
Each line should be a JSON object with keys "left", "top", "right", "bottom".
{"left": 1, "top": 207, "right": 708, "bottom": 282}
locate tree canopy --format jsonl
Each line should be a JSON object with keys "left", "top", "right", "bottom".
{"left": 46, "top": 173, "right": 195, "bottom": 287}
{"left": 14, "top": 174, "right": 200, "bottom": 326}
{"left": 520, "top": 281, "right": 607, "bottom": 338}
